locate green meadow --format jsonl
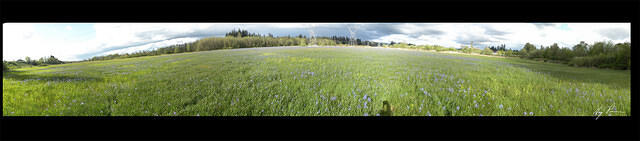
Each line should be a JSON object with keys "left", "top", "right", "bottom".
{"left": 2, "top": 47, "right": 630, "bottom": 116}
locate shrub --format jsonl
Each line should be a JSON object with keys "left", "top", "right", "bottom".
{"left": 481, "top": 47, "right": 494, "bottom": 55}
{"left": 2, "top": 61, "right": 8, "bottom": 72}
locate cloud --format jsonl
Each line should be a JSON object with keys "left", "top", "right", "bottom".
{"left": 482, "top": 25, "right": 510, "bottom": 36}
{"left": 597, "top": 28, "right": 630, "bottom": 40}
{"left": 533, "top": 23, "right": 555, "bottom": 29}
{"left": 3, "top": 23, "right": 631, "bottom": 61}
{"left": 454, "top": 34, "right": 494, "bottom": 45}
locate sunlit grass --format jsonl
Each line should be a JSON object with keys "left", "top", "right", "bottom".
{"left": 2, "top": 47, "right": 630, "bottom": 116}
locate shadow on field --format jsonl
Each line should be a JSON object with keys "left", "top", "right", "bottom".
{"left": 504, "top": 59, "right": 629, "bottom": 88}
{"left": 3, "top": 70, "right": 103, "bottom": 82}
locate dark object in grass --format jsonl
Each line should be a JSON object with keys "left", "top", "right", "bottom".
{"left": 379, "top": 100, "right": 393, "bottom": 116}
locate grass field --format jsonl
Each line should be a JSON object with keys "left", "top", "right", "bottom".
{"left": 2, "top": 47, "right": 631, "bottom": 116}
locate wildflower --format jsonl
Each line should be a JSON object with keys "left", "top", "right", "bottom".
{"left": 81, "top": 102, "right": 85, "bottom": 105}
{"left": 524, "top": 112, "right": 527, "bottom": 116}
{"left": 197, "top": 113, "right": 200, "bottom": 116}
{"left": 456, "top": 106, "right": 460, "bottom": 111}
{"left": 442, "top": 106, "right": 446, "bottom": 110}
{"left": 529, "top": 112, "right": 534, "bottom": 115}
{"left": 499, "top": 104, "right": 503, "bottom": 109}
{"left": 173, "top": 112, "right": 177, "bottom": 115}
{"left": 364, "top": 113, "right": 369, "bottom": 116}
{"left": 475, "top": 103, "right": 479, "bottom": 108}
{"left": 330, "top": 96, "right": 337, "bottom": 101}
{"left": 168, "top": 103, "right": 171, "bottom": 106}
{"left": 479, "top": 114, "right": 483, "bottom": 116}
{"left": 376, "top": 113, "right": 380, "bottom": 116}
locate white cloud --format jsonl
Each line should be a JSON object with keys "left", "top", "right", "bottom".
{"left": 3, "top": 23, "right": 631, "bottom": 61}
{"left": 100, "top": 37, "right": 200, "bottom": 55}
{"left": 370, "top": 23, "right": 630, "bottom": 49}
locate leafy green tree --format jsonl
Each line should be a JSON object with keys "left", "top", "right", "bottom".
{"left": 25, "top": 56, "right": 34, "bottom": 65}
{"left": 37, "top": 57, "right": 45, "bottom": 65}
{"left": 548, "top": 43, "right": 560, "bottom": 60}
{"left": 521, "top": 43, "right": 536, "bottom": 57}
{"left": 559, "top": 48, "right": 574, "bottom": 61}
{"left": 44, "top": 55, "right": 64, "bottom": 64}
{"left": 505, "top": 50, "right": 514, "bottom": 57}
{"left": 173, "top": 46, "right": 182, "bottom": 53}
{"left": 481, "top": 47, "right": 494, "bottom": 55}
{"left": 589, "top": 42, "right": 605, "bottom": 56}
{"left": 572, "top": 41, "right": 588, "bottom": 57}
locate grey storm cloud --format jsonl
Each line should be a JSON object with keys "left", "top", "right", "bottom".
{"left": 76, "top": 36, "right": 201, "bottom": 59}
{"left": 408, "top": 29, "right": 445, "bottom": 38}
{"left": 454, "top": 34, "right": 493, "bottom": 45}
{"left": 77, "top": 25, "right": 234, "bottom": 59}
{"left": 135, "top": 25, "right": 228, "bottom": 40}
{"left": 353, "top": 23, "right": 445, "bottom": 40}
{"left": 482, "top": 25, "right": 510, "bottom": 36}
{"left": 597, "top": 28, "right": 629, "bottom": 40}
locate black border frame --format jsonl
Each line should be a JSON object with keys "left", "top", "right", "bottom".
{"left": 1, "top": 0, "right": 638, "bottom": 140}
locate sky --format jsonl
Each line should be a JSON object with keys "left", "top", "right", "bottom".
{"left": 3, "top": 23, "right": 631, "bottom": 61}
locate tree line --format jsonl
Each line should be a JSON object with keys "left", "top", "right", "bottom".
{"left": 86, "top": 29, "right": 383, "bottom": 61}
{"left": 369, "top": 40, "right": 630, "bottom": 70}
{"left": 519, "top": 41, "right": 630, "bottom": 69}
{"left": 15, "top": 55, "right": 64, "bottom": 66}
{"left": 3, "top": 55, "right": 65, "bottom": 71}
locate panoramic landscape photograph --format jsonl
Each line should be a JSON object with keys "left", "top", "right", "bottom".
{"left": 2, "top": 23, "right": 631, "bottom": 116}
